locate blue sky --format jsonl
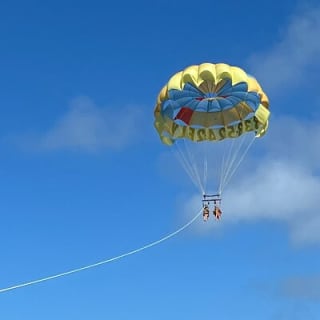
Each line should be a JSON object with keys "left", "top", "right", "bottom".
{"left": 1, "top": 0, "right": 320, "bottom": 319}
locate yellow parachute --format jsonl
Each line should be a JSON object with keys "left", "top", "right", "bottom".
{"left": 154, "top": 62, "right": 270, "bottom": 195}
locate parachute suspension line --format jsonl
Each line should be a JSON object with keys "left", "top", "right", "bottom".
{"left": 182, "top": 139, "right": 205, "bottom": 194}
{"left": 171, "top": 143, "right": 201, "bottom": 192}
{"left": 218, "top": 138, "right": 237, "bottom": 194}
{"left": 174, "top": 140, "right": 204, "bottom": 193}
{"left": 220, "top": 135, "right": 256, "bottom": 192}
{"left": 220, "top": 135, "right": 247, "bottom": 190}
{"left": 219, "top": 105, "right": 250, "bottom": 193}
{"left": 202, "top": 141, "right": 209, "bottom": 193}
{"left": 218, "top": 140, "right": 229, "bottom": 195}
{"left": 0, "top": 208, "right": 203, "bottom": 294}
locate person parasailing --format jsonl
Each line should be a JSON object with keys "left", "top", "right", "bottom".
{"left": 202, "top": 204, "right": 210, "bottom": 221}
{"left": 213, "top": 204, "right": 222, "bottom": 220}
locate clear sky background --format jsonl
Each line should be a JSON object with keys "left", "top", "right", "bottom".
{"left": 1, "top": 0, "right": 320, "bottom": 319}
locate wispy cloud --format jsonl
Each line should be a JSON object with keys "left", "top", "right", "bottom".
{"left": 19, "top": 97, "right": 147, "bottom": 152}
{"left": 223, "top": 157, "right": 320, "bottom": 245}
{"left": 249, "top": 5, "right": 320, "bottom": 93}
{"left": 180, "top": 115, "right": 320, "bottom": 245}
{"left": 279, "top": 275, "right": 320, "bottom": 302}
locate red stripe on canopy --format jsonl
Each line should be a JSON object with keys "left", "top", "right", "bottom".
{"left": 174, "top": 107, "right": 194, "bottom": 125}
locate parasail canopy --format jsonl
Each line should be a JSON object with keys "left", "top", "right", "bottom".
{"left": 154, "top": 62, "right": 269, "bottom": 145}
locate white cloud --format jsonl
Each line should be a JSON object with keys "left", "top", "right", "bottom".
{"left": 262, "top": 116, "right": 320, "bottom": 169}
{"left": 180, "top": 115, "right": 320, "bottom": 245}
{"left": 249, "top": 5, "right": 320, "bottom": 93}
{"left": 28, "top": 97, "right": 146, "bottom": 152}
{"left": 223, "top": 161, "right": 319, "bottom": 222}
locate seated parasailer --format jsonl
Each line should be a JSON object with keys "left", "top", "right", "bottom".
{"left": 202, "top": 204, "right": 210, "bottom": 221}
